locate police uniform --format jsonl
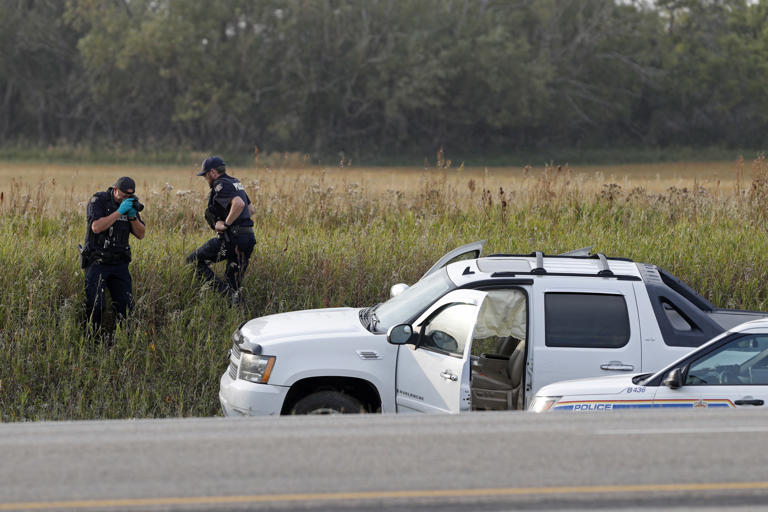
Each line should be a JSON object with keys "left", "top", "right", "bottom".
{"left": 187, "top": 173, "right": 256, "bottom": 297}
{"left": 83, "top": 186, "right": 144, "bottom": 329}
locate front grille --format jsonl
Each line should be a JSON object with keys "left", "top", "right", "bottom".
{"left": 228, "top": 360, "right": 238, "bottom": 380}
{"left": 232, "top": 342, "right": 241, "bottom": 359}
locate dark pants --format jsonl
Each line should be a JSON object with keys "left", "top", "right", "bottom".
{"left": 84, "top": 262, "right": 133, "bottom": 330}
{"left": 187, "top": 234, "right": 256, "bottom": 295}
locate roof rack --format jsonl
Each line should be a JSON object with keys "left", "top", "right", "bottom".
{"left": 531, "top": 251, "right": 546, "bottom": 274}
{"left": 488, "top": 247, "right": 633, "bottom": 262}
{"left": 594, "top": 253, "right": 614, "bottom": 277}
{"left": 483, "top": 248, "right": 631, "bottom": 278}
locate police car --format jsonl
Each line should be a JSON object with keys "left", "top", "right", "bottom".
{"left": 529, "top": 318, "right": 768, "bottom": 412}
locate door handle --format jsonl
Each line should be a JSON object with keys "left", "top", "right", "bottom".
{"left": 600, "top": 361, "right": 635, "bottom": 371}
{"left": 734, "top": 399, "right": 764, "bottom": 406}
{"left": 440, "top": 370, "right": 458, "bottom": 381}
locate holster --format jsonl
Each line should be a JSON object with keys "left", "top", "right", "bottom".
{"left": 219, "top": 230, "right": 235, "bottom": 259}
{"left": 78, "top": 243, "right": 91, "bottom": 269}
{"left": 204, "top": 209, "right": 218, "bottom": 231}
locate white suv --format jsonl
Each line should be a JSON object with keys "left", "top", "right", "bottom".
{"left": 219, "top": 241, "right": 766, "bottom": 415}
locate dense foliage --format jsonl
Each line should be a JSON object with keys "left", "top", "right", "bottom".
{"left": 3, "top": 0, "right": 768, "bottom": 160}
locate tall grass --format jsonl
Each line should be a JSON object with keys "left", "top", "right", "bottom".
{"left": 2, "top": 157, "right": 768, "bottom": 421}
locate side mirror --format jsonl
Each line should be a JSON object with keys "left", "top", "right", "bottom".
{"left": 390, "top": 283, "right": 409, "bottom": 298}
{"left": 387, "top": 324, "right": 414, "bottom": 345}
{"left": 663, "top": 368, "right": 682, "bottom": 389}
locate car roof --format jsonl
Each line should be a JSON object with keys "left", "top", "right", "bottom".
{"left": 446, "top": 254, "right": 642, "bottom": 286}
{"left": 731, "top": 317, "right": 768, "bottom": 332}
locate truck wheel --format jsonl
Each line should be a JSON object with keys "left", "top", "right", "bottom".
{"left": 290, "top": 390, "right": 365, "bottom": 415}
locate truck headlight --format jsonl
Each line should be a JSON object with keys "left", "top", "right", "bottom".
{"left": 238, "top": 354, "right": 276, "bottom": 384}
{"left": 529, "top": 396, "right": 561, "bottom": 413}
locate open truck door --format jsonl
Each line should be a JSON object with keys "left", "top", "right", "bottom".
{"left": 389, "top": 289, "right": 488, "bottom": 413}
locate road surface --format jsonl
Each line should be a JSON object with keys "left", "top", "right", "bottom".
{"left": 1, "top": 409, "right": 768, "bottom": 511}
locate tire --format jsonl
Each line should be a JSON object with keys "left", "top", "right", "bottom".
{"left": 290, "top": 390, "right": 366, "bottom": 415}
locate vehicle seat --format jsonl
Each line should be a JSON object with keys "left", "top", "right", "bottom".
{"left": 718, "top": 365, "right": 742, "bottom": 385}
{"left": 470, "top": 337, "right": 528, "bottom": 411}
{"left": 470, "top": 338, "right": 519, "bottom": 411}
{"left": 748, "top": 367, "right": 768, "bottom": 384}
{"left": 507, "top": 340, "right": 526, "bottom": 410}
{"left": 495, "top": 336, "right": 518, "bottom": 357}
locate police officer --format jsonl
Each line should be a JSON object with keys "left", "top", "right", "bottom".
{"left": 187, "top": 156, "right": 256, "bottom": 303}
{"left": 82, "top": 176, "right": 146, "bottom": 331}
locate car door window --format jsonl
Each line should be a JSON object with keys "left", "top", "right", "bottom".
{"left": 544, "top": 293, "right": 630, "bottom": 348}
{"left": 662, "top": 301, "right": 693, "bottom": 332}
{"left": 421, "top": 303, "right": 477, "bottom": 357}
{"left": 686, "top": 335, "right": 768, "bottom": 386}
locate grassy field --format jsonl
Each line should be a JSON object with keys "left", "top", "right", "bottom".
{"left": 2, "top": 156, "right": 768, "bottom": 421}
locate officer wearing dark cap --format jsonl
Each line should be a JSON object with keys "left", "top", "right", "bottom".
{"left": 187, "top": 156, "right": 256, "bottom": 303}
{"left": 81, "top": 176, "right": 146, "bottom": 332}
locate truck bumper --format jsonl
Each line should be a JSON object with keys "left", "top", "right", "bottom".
{"left": 219, "top": 371, "right": 289, "bottom": 416}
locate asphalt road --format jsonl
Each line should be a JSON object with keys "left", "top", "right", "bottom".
{"left": 2, "top": 409, "right": 768, "bottom": 511}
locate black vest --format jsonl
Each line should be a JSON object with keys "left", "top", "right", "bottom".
{"left": 85, "top": 188, "right": 133, "bottom": 264}
{"left": 205, "top": 175, "right": 253, "bottom": 228}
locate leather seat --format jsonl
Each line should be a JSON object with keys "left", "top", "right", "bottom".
{"left": 470, "top": 338, "right": 527, "bottom": 411}
{"left": 748, "top": 367, "right": 768, "bottom": 384}
{"left": 494, "top": 336, "right": 519, "bottom": 357}
{"left": 506, "top": 340, "right": 526, "bottom": 409}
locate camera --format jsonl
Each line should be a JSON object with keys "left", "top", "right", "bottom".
{"left": 131, "top": 196, "right": 144, "bottom": 212}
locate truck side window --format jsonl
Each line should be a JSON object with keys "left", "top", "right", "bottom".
{"left": 545, "top": 293, "right": 630, "bottom": 348}
{"left": 662, "top": 300, "right": 693, "bottom": 332}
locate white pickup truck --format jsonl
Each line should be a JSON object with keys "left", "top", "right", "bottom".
{"left": 219, "top": 241, "right": 767, "bottom": 415}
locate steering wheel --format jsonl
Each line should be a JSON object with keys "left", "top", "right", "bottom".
{"left": 717, "top": 366, "right": 740, "bottom": 385}
{"left": 686, "top": 374, "right": 708, "bottom": 385}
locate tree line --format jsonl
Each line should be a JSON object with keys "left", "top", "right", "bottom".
{"left": 2, "top": 0, "right": 768, "bottom": 161}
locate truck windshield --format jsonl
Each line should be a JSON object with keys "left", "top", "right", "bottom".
{"left": 370, "top": 268, "right": 455, "bottom": 333}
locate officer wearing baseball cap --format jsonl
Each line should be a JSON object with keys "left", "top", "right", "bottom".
{"left": 196, "top": 156, "right": 226, "bottom": 176}
{"left": 187, "top": 156, "right": 256, "bottom": 304}
{"left": 80, "top": 176, "right": 146, "bottom": 334}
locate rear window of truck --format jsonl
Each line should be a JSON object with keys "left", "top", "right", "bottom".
{"left": 545, "top": 293, "right": 631, "bottom": 348}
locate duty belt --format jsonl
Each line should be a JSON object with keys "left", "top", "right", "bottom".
{"left": 229, "top": 226, "right": 254, "bottom": 235}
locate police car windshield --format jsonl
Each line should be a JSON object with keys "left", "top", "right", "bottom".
{"left": 371, "top": 268, "right": 455, "bottom": 333}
